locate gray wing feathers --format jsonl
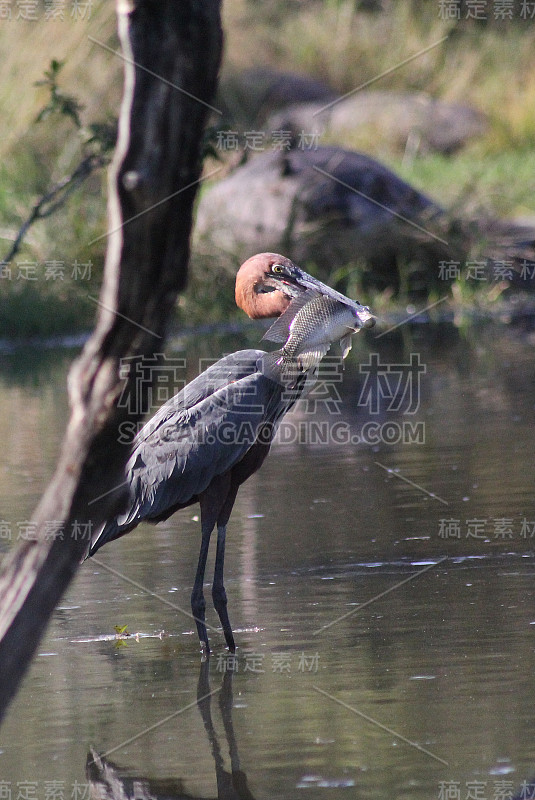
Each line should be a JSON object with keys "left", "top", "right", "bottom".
{"left": 124, "top": 373, "right": 280, "bottom": 523}
{"left": 88, "top": 351, "right": 284, "bottom": 556}
{"left": 132, "top": 349, "right": 266, "bottom": 448}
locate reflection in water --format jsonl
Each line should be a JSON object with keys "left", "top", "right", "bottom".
{"left": 84, "top": 658, "right": 535, "bottom": 800}
{"left": 86, "top": 662, "right": 256, "bottom": 800}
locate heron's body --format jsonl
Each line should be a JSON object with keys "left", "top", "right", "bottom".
{"left": 87, "top": 349, "right": 305, "bottom": 552}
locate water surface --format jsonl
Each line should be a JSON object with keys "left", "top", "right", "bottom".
{"left": 1, "top": 322, "right": 534, "bottom": 799}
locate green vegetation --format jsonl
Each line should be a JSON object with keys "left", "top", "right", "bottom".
{"left": 0, "top": 1, "right": 534, "bottom": 338}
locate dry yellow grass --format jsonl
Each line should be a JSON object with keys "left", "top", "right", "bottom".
{"left": 0, "top": 4, "right": 119, "bottom": 159}
{"left": 222, "top": 1, "right": 535, "bottom": 154}
{"left": 2, "top": 2, "right": 535, "bottom": 159}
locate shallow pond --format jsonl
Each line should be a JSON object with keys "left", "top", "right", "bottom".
{"left": 1, "top": 320, "right": 534, "bottom": 799}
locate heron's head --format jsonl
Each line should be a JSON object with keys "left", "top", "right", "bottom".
{"left": 235, "top": 253, "right": 299, "bottom": 320}
{"left": 235, "top": 252, "right": 375, "bottom": 329}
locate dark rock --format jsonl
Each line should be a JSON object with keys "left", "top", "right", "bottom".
{"left": 196, "top": 144, "right": 535, "bottom": 296}
{"left": 267, "top": 90, "right": 489, "bottom": 155}
{"left": 195, "top": 146, "right": 459, "bottom": 294}
{"left": 217, "top": 67, "right": 336, "bottom": 127}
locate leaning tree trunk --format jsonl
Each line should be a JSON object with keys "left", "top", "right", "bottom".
{"left": 0, "top": 0, "right": 223, "bottom": 720}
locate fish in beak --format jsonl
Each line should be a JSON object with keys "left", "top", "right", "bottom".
{"left": 263, "top": 260, "right": 376, "bottom": 331}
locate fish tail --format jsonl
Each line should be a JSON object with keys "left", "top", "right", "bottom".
{"left": 258, "top": 349, "right": 285, "bottom": 383}
{"left": 258, "top": 349, "right": 303, "bottom": 386}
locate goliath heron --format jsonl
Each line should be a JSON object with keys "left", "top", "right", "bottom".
{"left": 84, "top": 253, "right": 374, "bottom": 653}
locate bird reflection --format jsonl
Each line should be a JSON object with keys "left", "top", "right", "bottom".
{"left": 86, "top": 661, "right": 256, "bottom": 800}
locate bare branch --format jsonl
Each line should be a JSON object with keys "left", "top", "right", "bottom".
{"left": 2, "top": 153, "right": 108, "bottom": 264}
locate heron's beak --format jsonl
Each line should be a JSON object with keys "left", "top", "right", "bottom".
{"left": 269, "top": 265, "right": 376, "bottom": 330}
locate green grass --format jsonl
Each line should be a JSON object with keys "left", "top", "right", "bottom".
{"left": 388, "top": 149, "right": 535, "bottom": 219}
{"left": 0, "top": 281, "right": 95, "bottom": 339}
{"left": 0, "top": 1, "right": 534, "bottom": 337}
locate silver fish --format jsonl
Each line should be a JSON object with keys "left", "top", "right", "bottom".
{"left": 261, "top": 289, "right": 375, "bottom": 381}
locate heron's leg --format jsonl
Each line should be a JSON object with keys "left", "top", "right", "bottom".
{"left": 196, "top": 475, "right": 233, "bottom": 653}
{"left": 191, "top": 519, "right": 215, "bottom": 654}
{"left": 212, "top": 522, "right": 235, "bottom": 652}
{"left": 212, "top": 483, "right": 240, "bottom": 652}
